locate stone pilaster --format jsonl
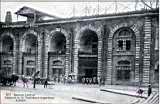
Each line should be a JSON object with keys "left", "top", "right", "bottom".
{"left": 18, "top": 52, "right": 23, "bottom": 75}
{"left": 15, "top": 38, "right": 20, "bottom": 74}
{"left": 131, "top": 24, "right": 141, "bottom": 84}
{"left": 142, "top": 17, "right": 151, "bottom": 85}
{"left": 106, "top": 38, "right": 112, "bottom": 84}
{"left": 65, "top": 40, "right": 70, "bottom": 78}
{"left": 44, "top": 49, "right": 48, "bottom": 78}
{"left": 37, "top": 36, "right": 41, "bottom": 75}
{"left": 41, "top": 33, "right": 48, "bottom": 78}
{"left": 18, "top": 37, "right": 23, "bottom": 75}
{"left": 97, "top": 39, "right": 102, "bottom": 78}
{"left": 134, "top": 38, "right": 140, "bottom": 83}
{"left": 73, "top": 40, "right": 79, "bottom": 81}
{"left": 12, "top": 40, "right": 17, "bottom": 74}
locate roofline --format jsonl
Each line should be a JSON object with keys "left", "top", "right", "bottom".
{"left": 2, "top": 8, "right": 159, "bottom": 28}
{"left": 15, "top": 6, "right": 60, "bottom": 19}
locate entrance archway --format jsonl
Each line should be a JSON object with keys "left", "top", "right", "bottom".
{"left": 22, "top": 34, "right": 38, "bottom": 76}
{"left": 78, "top": 29, "right": 98, "bottom": 83}
{"left": 1, "top": 35, "right": 14, "bottom": 76}
{"left": 48, "top": 31, "right": 66, "bottom": 81}
{"left": 112, "top": 27, "right": 136, "bottom": 85}
{"left": 2, "top": 35, "right": 14, "bottom": 52}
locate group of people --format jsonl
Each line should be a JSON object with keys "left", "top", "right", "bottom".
{"left": 81, "top": 77, "right": 105, "bottom": 85}
{"left": 52, "top": 75, "right": 67, "bottom": 83}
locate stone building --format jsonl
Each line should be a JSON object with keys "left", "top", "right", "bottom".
{"left": 0, "top": 6, "right": 159, "bottom": 86}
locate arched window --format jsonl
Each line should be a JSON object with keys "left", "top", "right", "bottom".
{"left": 24, "top": 34, "right": 38, "bottom": 54}
{"left": 2, "top": 35, "right": 14, "bottom": 53}
{"left": 50, "top": 32, "right": 66, "bottom": 54}
{"left": 79, "top": 29, "right": 98, "bottom": 54}
{"left": 114, "top": 28, "right": 134, "bottom": 52}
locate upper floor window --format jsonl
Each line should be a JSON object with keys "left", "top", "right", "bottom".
{"left": 118, "top": 40, "right": 123, "bottom": 50}
{"left": 115, "top": 29, "right": 133, "bottom": 52}
{"left": 126, "top": 40, "right": 131, "bottom": 50}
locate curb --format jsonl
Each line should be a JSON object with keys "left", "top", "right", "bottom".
{"left": 72, "top": 96, "right": 111, "bottom": 104}
{"left": 100, "top": 89, "right": 147, "bottom": 99}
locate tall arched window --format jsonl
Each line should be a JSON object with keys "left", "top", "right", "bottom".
{"left": 50, "top": 31, "right": 66, "bottom": 54}
{"left": 24, "top": 34, "right": 38, "bottom": 54}
{"left": 114, "top": 28, "right": 135, "bottom": 52}
{"left": 2, "top": 35, "right": 14, "bottom": 53}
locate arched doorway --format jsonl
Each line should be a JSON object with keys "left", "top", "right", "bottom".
{"left": 22, "top": 34, "right": 38, "bottom": 76}
{"left": 112, "top": 28, "right": 136, "bottom": 85}
{"left": 48, "top": 31, "right": 66, "bottom": 81}
{"left": 78, "top": 29, "right": 98, "bottom": 83}
{"left": 1, "top": 35, "right": 14, "bottom": 76}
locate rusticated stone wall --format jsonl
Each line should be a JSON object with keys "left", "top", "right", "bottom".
{"left": 0, "top": 9, "right": 158, "bottom": 86}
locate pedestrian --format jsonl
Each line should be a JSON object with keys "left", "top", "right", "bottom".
{"left": 89, "top": 78, "right": 92, "bottom": 84}
{"left": 93, "top": 77, "right": 96, "bottom": 84}
{"left": 148, "top": 84, "right": 152, "bottom": 97}
{"left": 137, "top": 88, "right": 144, "bottom": 96}
{"left": 98, "top": 77, "right": 102, "bottom": 86}
{"left": 44, "top": 79, "right": 48, "bottom": 88}
{"left": 21, "top": 75, "right": 28, "bottom": 88}
{"left": 82, "top": 77, "right": 85, "bottom": 84}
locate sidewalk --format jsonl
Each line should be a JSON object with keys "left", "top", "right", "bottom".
{"left": 1, "top": 82, "right": 152, "bottom": 104}
{"left": 100, "top": 85, "right": 159, "bottom": 99}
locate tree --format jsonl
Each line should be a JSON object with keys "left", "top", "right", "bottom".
{"left": 135, "top": 0, "right": 159, "bottom": 10}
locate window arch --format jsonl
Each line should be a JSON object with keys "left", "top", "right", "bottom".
{"left": 118, "top": 60, "right": 130, "bottom": 65}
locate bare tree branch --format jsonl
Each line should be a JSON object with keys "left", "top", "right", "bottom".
{"left": 141, "top": 0, "right": 154, "bottom": 9}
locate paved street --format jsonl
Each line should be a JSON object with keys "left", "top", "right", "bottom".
{"left": 0, "top": 80, "right": 149, "bottom": 104}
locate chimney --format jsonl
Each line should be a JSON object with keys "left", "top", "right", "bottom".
{"left": 5, "top": 11, "right": 12, "bottom": 23}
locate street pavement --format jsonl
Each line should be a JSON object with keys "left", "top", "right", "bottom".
{"left": 0, "top": 80, "right": 156, "bottom": 104}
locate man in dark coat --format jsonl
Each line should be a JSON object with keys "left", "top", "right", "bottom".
{"left": 148, "top": 84, "right": 152, "bottom": 97}
{"left": 44, "top": 79, "right": 48, "bottom": 88}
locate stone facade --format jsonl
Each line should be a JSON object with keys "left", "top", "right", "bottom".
{"left": 0, "top": 8, "right": 159, "bottom": 86}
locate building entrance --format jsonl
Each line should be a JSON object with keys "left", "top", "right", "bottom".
{"left": 78, "top": 29, "right": 98, "bottom": 83}
{"left": 52, "top": 68, "right": 63, "bottom": 82}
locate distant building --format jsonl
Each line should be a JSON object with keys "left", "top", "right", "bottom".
{"left": 0, "top": 6, "right": 159, "bottom": 86}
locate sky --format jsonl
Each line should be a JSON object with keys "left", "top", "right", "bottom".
{"left": 0, "top": 2, "right": 156, "bottom": 22}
